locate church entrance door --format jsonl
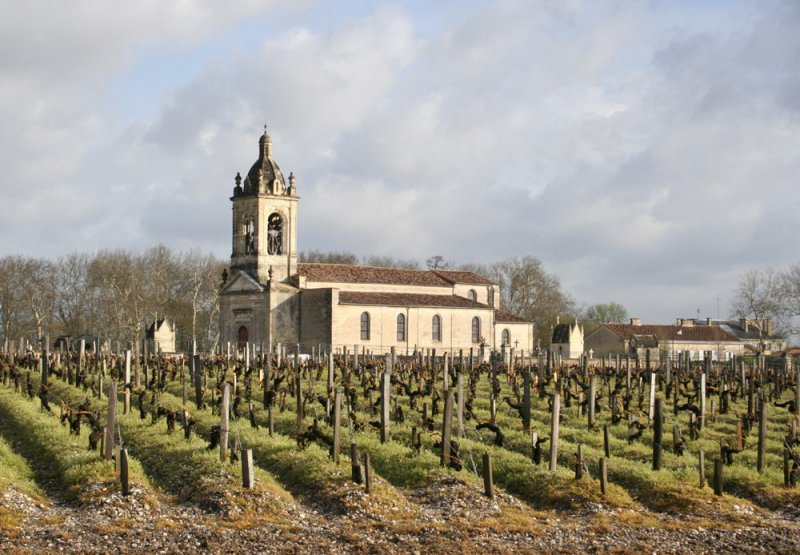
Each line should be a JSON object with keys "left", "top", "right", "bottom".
{"left": 237, "top": 325, "right": 249, "bottom": 350}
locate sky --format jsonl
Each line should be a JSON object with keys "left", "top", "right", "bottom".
{"left": 1, "top": 0, "right": 798, "bottom": 324}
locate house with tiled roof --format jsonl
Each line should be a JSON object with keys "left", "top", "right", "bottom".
{"left": 585, "top": 317, "right": 744, "bottom": 360}
{"left": 218, "top": 130, "right": 533, "bottom": 356}
{"left": 707, "top": 319, "right": 787, "bottom": 354}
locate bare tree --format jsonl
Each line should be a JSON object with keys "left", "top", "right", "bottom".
{"left": 779, "top": 263, "right": 800, "bottom": 336}
{"left": 54, "top": 253, "right": 91, "bottom": 336}
{"left": 0, "top": 256, "right": 24, "bottom": 342}
{"left": 176, "top": 249, "right": 223, "bottom": 350}
{"left": 299, "top": 250, "right": 359, "bottom": 264}
{"left": 731, "top": 269, "right": 784, "bottom": 329}
{"left": 582, "top": 302, "right": 628, "bottom": 334}
{"left": 363, "top": 255, "right": 420, "bottom": 269}
{"left": 426, "top": 255, "right": 449, "bottom": 270}
{"left": 461, "top": 256, "right": 574, "bottom": 347}
{"left": 17, "top": 257, "right": 57, "bottom": 340}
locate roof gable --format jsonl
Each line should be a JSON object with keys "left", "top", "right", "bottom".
{"left": 495, "top": 309, "right": 530, "bottom": 324}
{"left": 431, "top": 270, "right": 494, "bottom": 286}
{"left": 220, "top": 270, "right": 265, "bottom": 293}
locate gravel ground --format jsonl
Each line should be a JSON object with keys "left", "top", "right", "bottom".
{"left": 2, "top": 481, "right": 799, "bottom": 554}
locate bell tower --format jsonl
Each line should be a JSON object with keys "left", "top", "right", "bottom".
{"left": 230, "top": 127, "right": 299, "bottom": 283}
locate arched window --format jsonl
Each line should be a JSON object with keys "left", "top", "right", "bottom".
{"left": 502, "top": 329, "right": 510, "bottom": 346}
{"left": 396, "top": 313, "right": 406, "bottom": 342}
{"left": 468, "top": 289, "right": 477, "bottom": 301}
{"left": 432, "top": 315, "right": 442, "bottom": 343}
{"left": 360, "top": 312, "right": 370, "bottom": 341}
{"left": 471, "top": 316, "right": 481, "bottom": 343}
{"left": 243, "top": 217, "right": 256, "bottom": 254}
{"left": 267, "top": 212, "right": 283, "bottom": 255}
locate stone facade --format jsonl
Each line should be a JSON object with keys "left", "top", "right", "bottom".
{"left": 219, "top": 130, "right": 534, "bottom": 356}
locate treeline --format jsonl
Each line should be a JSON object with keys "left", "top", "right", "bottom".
{"left": 1, "top": 247, "right": 588, "bottom": 351}
{"left": 0, "top": 246, "right": 226, "bottom": 351}
{"left": 731, "top": 265, "right": 800, "bottom": 337}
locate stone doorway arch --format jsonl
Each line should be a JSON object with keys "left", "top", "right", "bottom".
{"left": 237, "top": 325, "right": 249, "bottom": 350}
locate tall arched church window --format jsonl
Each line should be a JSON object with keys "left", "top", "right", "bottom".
{"left": 502, "top": 329, "right": 510, "bottom": 346}
{"left": 267, "top": 213, "right": 283, "bottom": 255}
{"left": 471, "top": 316, "right": 481, "bottom": 343}
{"left": 468, "top": 289, "right": 477, "bottom": 302}
{"left": 432, "top": 315, "right": 442, "bottom": 343}
{"left": 396, "top": 313, "right": 406, "bottom": 342}
{"left": 360, "top": 312, "right": 371, "bottom": 341}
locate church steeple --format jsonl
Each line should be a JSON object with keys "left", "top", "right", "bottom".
{"left": 229, "top": 127, "right": 299, "bottom": 284}
{"left": 259, "top": 125, "right": 272, "bottom": 160}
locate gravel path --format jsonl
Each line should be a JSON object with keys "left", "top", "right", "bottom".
{"left": 2, "top": 478, "right": 799, "bottom": 554}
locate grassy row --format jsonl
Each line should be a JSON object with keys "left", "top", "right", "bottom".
{"left": 0, "top": 432, "right": 46, "bottom": 532}
{"left": 234, "top": 366, "right": 799, "bottom": 516}
{"left": 160, "top": 383, "right": 415, "bottom": 519}
{"left": 0, "top": 383, "right": 155, "bottom": 505}
{"left": 42, "top": 379, "right": 297, "bottom": 525}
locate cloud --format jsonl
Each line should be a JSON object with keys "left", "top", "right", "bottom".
{"left": 1, "top": 0, "right": 799, "bottom": 326}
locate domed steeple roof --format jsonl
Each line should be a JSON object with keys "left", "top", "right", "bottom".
{"left": 241, "top": 127, "right": 287, "bottom": 196}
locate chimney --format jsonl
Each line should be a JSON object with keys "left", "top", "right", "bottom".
{"left": 706, "top": 317, "right": 711, "bottom": 326}
{"left": 740, "top": 318, "right": 748, "bottom": 332}
{"left": 630, "top": 318, "right": 641, "bottom": 326}
{"left": 765, "top": 319, "right": 773, "bottom": 336}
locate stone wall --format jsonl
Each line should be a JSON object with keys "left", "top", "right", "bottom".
{"left": 299, "top": 288, "right": 332, "bottom": 348}
{"left": 330, "top": 301, "right": 496, "bottom": 355}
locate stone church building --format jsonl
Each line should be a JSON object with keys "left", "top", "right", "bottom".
{"left": 219, "top": 130, "right": 533, "bottom": 356}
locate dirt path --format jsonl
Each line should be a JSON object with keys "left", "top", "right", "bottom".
{"left": 3, "top": 480, "right": 800, "bottom": 554}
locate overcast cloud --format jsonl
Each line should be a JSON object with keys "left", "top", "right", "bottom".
{"left": 1, "top": 0, "right": 798, "bottom": 324}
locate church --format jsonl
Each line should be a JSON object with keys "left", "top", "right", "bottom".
{"left": 219, "top": 129, "right": 533, "bottom": 357}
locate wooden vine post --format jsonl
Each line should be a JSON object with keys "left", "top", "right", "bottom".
{"left": 220, "top": 383, "right": 230, "bottom": 463}
{"left": 120, "top": 448, "right": 129, "bottom": 496}
{"left": 652, "top": 398, "right": 663, "bottom": 470}
{"left": 522, "top": 368, "right": 531, "bottom": 433}
{"left": 599, "top": 457, "right": 608, "bottom": 495}
{"left": 757, "top": 400, "right": 767, "bottom": 473}
{"left": 456, "top": 372, "right": 465, "bottom": 438}
{"left": 332, "top": 389, "right": 342, "bottom": 464}
{"left": 549, "top": 392, "right": 560, "bottom": 472}
{"left": 104, "top": 380, "right": 117, "bottom": 460}
{"left": 440, "top": 389, "right": 454, "bottom": 467}
{"left": 242, "top": 449, "right": 254, "bottom": 490}
{"left": 588, "top": 374, "right": 596, "bottom": 429}
{"left": 380, "top": 370, "right": 391, "bottom": 443}
{"left": 483, "top": 453, "right": 494, "bottom": 498}
{"left": 123, "top": 349, "right": 131, "bottom": 415}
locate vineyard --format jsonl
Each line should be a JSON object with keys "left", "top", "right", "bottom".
{"left": 1, "top": 344, "right": 799, "bottom": 554}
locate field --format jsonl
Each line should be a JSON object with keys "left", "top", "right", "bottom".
{"left": 0, "top": 349, "right": 798, "bottom": 554}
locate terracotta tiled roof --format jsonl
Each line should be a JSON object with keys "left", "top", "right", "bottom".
{"left": 432, "top": 270, "right": 495, "bottom": 286}
{"left": 495, "top": 309, "right": 530, "bottom": 324}
{"left": 299, "top": 263, "right": 450, "bottom": 287}
{"left": 339, "top": 291, "right": 492, "bottom": 309}
{"left": 603, "top": 324, "right": 739, "bottom": 342}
